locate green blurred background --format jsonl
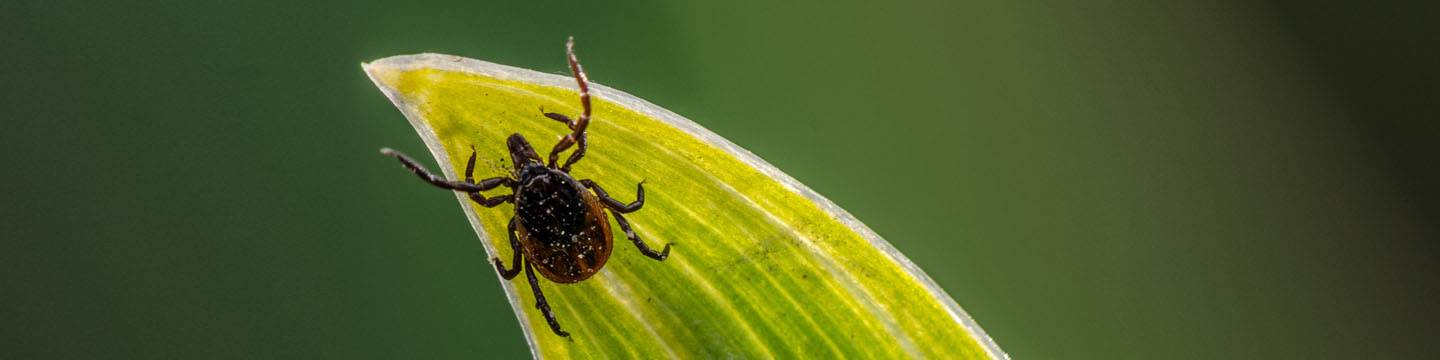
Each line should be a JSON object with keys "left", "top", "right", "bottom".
{"left": 3, "top": 0, "right": 1436, "bottom": 358}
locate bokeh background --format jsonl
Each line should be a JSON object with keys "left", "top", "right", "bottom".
{"left": 3, "top": 0, "right": 1436, "bottom": 358}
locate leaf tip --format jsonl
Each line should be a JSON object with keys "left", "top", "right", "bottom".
{"left": 362, "top": 63, "right": 403, "bottom": 90}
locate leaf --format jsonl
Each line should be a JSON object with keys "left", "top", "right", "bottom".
{"left": 363, "top": 53, "right": 1006, "bottom": 359}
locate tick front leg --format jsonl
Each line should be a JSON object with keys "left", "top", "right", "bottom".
{"left": 492, "top": 217, "right": 522, "bottom": 280}
{"left": 542, "top": 110, "right": 574, "bottom": 126}
{"left": 464, "top": 147, "right": 517, "bottom": 188}
{"left": 559, "top": 132, "right": 587, "bottom": 173}
{"left": 580, "top": 179, "right": 643, "bottom": 213}
{"left": 544, "top": 37, "right": 594, "bottom": 173}
{"left": 544, "top": 131, "right": 588, "bottom": 173}
{"left": 380, "top": 148, "right": 503, "bottom": 192}
{"left": 525, "top": 259, "right": 570, "bottom": 337}
{"left": 612, "top": 211, "right": 670, "bottom": 261}
{"left": 542, "top": 110, "right": 588, "bottom": 171}
{"left": 546, "top": 133, "right": 578, "bottom": 170}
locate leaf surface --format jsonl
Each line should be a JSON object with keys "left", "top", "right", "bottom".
{"left": 363, "top": 54, "right": 1005, "bottom": 359}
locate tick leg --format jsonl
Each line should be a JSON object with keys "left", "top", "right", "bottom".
{"left": 542, "top": 110, "right": 573, "bottom": 125}
{"left": 525, "top": 259, "right": 570, "bottom": 337}
{"left": 542, "top": 111, "right": 587, "bottom": 173}
{"left": 464, "top": 146, "right": 516, "bottom": 188}
{"left": 612, "top": 211, "right": 670, "bottom": 261}
{"left": 580, "top": 179, "right": 643, "bottom": 213}
{"left": 546, "top": 133, "right": 579, "bottom": 170}
{"left": 546, "top": 37, "right": 593, "bottom": 173}
{"left": 380, "top": 148, "right": 507, "bottom": 192}
{"left": 561, "top": 134, "right": 587, "bottom": 173}
{"left": 468, "top": 193, "right": 513, "bottom": 208}
{"left": 565, "top": 36, "right": 592, "bottom": 133}
{"left": 492, "top": 217, "right": 522, "bottom": 280}
{"left": 578, "top": 178, "right": 667, "bottom": 260}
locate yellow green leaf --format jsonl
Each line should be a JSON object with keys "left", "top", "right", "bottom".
{"left": 363, "top": 52, "right": 1005, "bottom": 359}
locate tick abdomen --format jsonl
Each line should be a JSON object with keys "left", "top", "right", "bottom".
{"left": 514, "top": 166, "right": 613, "bottom": 283}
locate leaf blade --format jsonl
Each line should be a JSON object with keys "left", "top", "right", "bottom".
{"left": 363, "top": 54, "right": 1005, "bottom": 359}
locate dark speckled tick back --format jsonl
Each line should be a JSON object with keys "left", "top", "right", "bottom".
{"left": 379, "top": 37, "right": 671, "bottom": 338}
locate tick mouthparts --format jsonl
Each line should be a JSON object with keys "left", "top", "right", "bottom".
{"left": 379, "top": 147, "right": 397, "bottom": 156}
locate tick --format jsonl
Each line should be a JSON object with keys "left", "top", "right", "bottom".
{"left": 379, "top": 37, "right": 671, "bottom": 338}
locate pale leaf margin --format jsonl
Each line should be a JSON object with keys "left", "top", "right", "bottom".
{"left": 362, "top": 53, "right": 1007, "bottom": 359}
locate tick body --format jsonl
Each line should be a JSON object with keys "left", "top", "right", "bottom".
{"left": 511, "top": 149, "right": 613, "bottom": 283}
{"left": 380, "top": 37, "right": 671, "bottom": 338}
